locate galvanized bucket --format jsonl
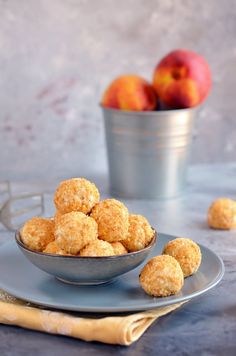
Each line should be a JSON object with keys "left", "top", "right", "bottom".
{"left": 102, "top": 107, "right": 195, "bottom": 199}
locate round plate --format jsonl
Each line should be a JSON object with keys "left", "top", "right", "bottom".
{"left": 0, "top": 233, "right": 224, "bottom": 313}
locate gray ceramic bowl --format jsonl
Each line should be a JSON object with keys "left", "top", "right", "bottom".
{"left": 15, "top": 230, "right": 157, "bottom": 285}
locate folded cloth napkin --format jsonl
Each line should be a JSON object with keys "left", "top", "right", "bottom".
{"left": 0, "top": 289, "right": 186, "bottom": 346}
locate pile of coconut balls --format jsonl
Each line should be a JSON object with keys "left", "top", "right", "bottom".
{"left": 20, "top": 177, "right": 202, "bottom": 298}
{"left": 21, "top": 178, "right": 155, "bottom": 256}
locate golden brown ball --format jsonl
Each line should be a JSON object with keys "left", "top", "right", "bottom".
{"left": 207, "top": 198, "right": 236, "bottom": 230}
{"left": 123, "top": 214, "right": 154, "bottom": 252}
{"left": 110, "top": 242, "right": 128, "bottom": 255}
{"left": 54, "top": 178, "right": 100, "bottom": 215}
{"left": 43, "top": 241, "right": 68, "bottom": 255}
{"left": 21, "top": 217, "right": 55, "bottom": 252}
{"left": 80, "top": 240, "right": 115, "bottom": 257}
{"left": 55, "top": 211, "right": 98, "bottom": 254}
{"left": 163, "top": 238, "right": 201, "bottom": 277}
{"left": 139, "top": 255, "right": 184, "bottom": 297}
{"left": 90, "top": 199, "right": 129, "bottom": 242}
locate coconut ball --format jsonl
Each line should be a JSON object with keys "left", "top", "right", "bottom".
{"left": 80, "top": 240, "right": 115, "bottom": 257}
{"left": 123, "top": 214, "right": 155, "bottom": 252}
{"left": 207, "top": 198, "right": 236, "bottom": 230}
{"left": 139, "top": 255, "right": 184, "bottom": 297}
{"left": 163, "top": 238, "right": 201, "bottom": 277}
{"left": 54, "top": 178, "right": 100, "bottom": 215}
{"left": 110, "top": 242, "right": 128, "bottom": 255}
{"left": 91, "top": 199, "right": 129, "bottom": 242}
{"left": 21, "top": 217, "right": 55, "bottom": 252}
{"left": 43, "top": 241, "right": 68, "bottom": 255}
{"left": 55, "top": 211, "right": 98, "bottom": 255}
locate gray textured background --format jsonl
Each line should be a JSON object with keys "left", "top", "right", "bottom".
{"left": 0, "top": 0, "right": 236, "bottom": 180}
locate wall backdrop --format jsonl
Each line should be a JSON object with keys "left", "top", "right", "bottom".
{"left": 1, "top": 0, "right": 236, "bottom": 180}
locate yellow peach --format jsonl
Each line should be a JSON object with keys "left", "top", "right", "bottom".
{"left": 102, "top": 75, "right": 157, "bottom": 111}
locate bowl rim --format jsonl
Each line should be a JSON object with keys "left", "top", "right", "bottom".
{"left": 15, "top": 229, "right": 157, "bottom": 260}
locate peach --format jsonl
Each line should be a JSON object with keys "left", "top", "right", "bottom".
{"left": 101, "top": 75, "right": 157, "bottom": 111}
{"left": 153, "top": 49, "right": 211, "bottom": 109}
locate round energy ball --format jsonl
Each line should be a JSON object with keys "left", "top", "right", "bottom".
{"left": 110, "top": 242, "right": 128, "bottom": 255}
{"left": 54, "top": 178, "right": 100, "bottom": 215}
{"left": 55, "top": 211, "right": 98, "bottom": 255}
{"left": 80, "top": 240, "right": 115, "bottom": 257}
{"left": 21, "top": 217, "right": 55, "bottom": 252}
{"left": 43, "top": 241, "right": 68, "bottom": 255}
{"left": 139, "top": 255, "right": 184, "bottom": 297}
{"left": 90, "top": 199, "right": 129, "bottom": 242}
{"left": 207, "top": 198, "right": 236, "bottom": 230}
{"left": 163, "top": 238, "right": 201, "bottom": 277}
{"left": 123, "top": 214, "right": 154, "bottom": 252}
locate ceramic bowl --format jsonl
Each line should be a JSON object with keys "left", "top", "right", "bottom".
{"left": 15, "top": 230, "right": 157, "bottom": 285}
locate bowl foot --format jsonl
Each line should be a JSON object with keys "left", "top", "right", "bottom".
{"left": 56, "top": 277, "right": 114, "bottom": 286}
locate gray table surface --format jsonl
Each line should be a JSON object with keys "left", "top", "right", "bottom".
{"left": 0, "top": 162, "right": 235, "bottom": 356}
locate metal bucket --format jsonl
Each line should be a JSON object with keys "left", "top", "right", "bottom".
{"left": 102, "top": 107, "right": 195, "bottom": 199}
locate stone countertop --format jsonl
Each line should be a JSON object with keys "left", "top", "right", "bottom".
{"left": 0, "top": 162, "right": 236, "bottom": 355}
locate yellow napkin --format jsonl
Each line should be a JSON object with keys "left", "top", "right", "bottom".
{"left": 0, "top": 289, "right": 186, "bottom": 345}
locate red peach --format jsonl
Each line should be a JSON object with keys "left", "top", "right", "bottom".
{"left": 101, "top": 75, "right": 157, "bottom": 111}
{"left": 153, "top": 49, "right": 212, "bottom": 109}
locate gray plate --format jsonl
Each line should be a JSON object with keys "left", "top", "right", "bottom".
{"left": 0, "top": 233, "right": 224, "bottom": 313}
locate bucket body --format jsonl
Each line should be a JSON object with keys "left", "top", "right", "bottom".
{"left": 102, "top": 107, "right": 195, "bottom": 199}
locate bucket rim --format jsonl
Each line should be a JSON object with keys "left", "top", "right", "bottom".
{"left": 100, "top": 104, "right": 198, "bottom": 116}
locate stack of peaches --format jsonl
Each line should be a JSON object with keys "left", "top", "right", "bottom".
{"left": 101, "top": 49, "right": 211, "bottom": 111}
